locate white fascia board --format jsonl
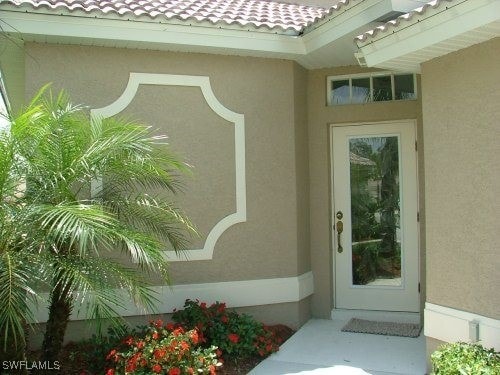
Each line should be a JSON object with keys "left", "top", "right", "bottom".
{"left": 357, "top": 0, "right": 500, "bottom": 70}
{"left": 303, "top": 0, "right": 393, "bottom": 53}
{"left": 0, "top": 11, "right": 306, "bottom": 56}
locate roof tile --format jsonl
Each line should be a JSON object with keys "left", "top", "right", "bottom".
{"left": 2, "top": 0, "right": 346, "bottom": 33}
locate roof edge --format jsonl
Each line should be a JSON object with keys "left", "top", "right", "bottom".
{"left": 354, "top": 0, "right": 500, "bottom": 71}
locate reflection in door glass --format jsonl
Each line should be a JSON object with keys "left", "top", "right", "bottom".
{"left": 349, "top": 136, "right": 402, "bottom": 286}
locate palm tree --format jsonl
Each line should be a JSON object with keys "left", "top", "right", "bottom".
{"left": 0, "top": 87, "right": 195, "bottom": 362}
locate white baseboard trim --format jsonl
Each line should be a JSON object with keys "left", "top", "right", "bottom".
{"left": 424, "top": 302, "right": 500, "bottom": 350}
{"left": 32, "top": 271, "right": 314, "bottom": 323}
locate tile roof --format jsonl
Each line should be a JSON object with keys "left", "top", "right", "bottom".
{"left": 355, "top": 0, "right": 454, "bottom": 43}
{"left": 1, "top": 0, "right": 355, "bottom": 34}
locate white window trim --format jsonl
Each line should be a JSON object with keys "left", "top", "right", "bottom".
{"left": 326, "top": 72, "right": 417, "bottom": 106}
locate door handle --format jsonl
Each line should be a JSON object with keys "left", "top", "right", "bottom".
{"left": 336, "top": 211, "right": 343, "bottom": 253}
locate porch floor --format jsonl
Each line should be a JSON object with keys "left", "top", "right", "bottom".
{"left": 249, "top": 318, "right": 427, "bottom": 375}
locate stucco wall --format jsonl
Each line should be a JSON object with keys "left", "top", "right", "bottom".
{"left": 0, "top": 39, "right": 25, "bottom": 113}
{"left": 24, "top": 43, "right": 311, "bottom": 324}
{"left": 422, "top": 38, "right": 500, "bottom": 319}
{"left": 294, "top": 63, "right": 312, "bottom": 276}
{"left": 307, "top": 66, "right": 424, "bottom": 318}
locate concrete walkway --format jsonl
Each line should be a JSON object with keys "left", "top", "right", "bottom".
{"left": 249, "top": 318, "right": 427, "bottom": 375}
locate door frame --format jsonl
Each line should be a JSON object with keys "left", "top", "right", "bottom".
{"left": 329, "top": 119, "right": 421, "bottom": 312}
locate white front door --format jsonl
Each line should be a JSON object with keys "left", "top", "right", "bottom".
{"left": 332, "top": 121, "right": 419, "bottom": 312}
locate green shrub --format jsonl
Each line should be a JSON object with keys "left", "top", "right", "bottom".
{"left": 172, "top": 300, "right": 281, "bottom": 359}
{"left": 431, "top": 342, "right": 500, "bottom": 375}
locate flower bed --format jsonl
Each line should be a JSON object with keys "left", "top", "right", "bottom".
{"left": 32, "top": 300, "right": 295, "bottom": 374}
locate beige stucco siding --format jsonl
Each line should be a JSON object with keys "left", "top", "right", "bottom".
{"left": 24, "top": 43, "right": 310, "bottom": 291}
{"left": 422, "top": 37, "right": 500, "bottom": 319}
{"left": 294, "top": 63, "right": 312, "bottom": 276}
{"left": 307, "top": 66, "right": 424, "bottom": 318}
{"left": 0, "top": 39, "right": 25, "bottom": 113}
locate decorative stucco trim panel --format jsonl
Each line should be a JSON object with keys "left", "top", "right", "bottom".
{"left": 90, "top": 73, "right": 246, "bottom": 261}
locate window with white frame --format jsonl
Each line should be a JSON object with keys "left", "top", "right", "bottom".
{"left": 327, "top": 72, "right": 417, "bottom": 105}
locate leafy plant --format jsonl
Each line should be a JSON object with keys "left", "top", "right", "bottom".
{"left": 66, "top": 325, "right": 135, "bottom": 374}
{"left": 172, "top": 300, "right": 282, "bottom": 359}
{"left": 105, "top": 320, "right": 221, "bottom": 374}
{"left": 0, "top": 86, "right": 195, "bottom": 361}
{"left": 431, "top": 342, "right": 500, "bottom": 374}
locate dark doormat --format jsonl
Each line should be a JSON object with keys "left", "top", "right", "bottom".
{"left": 341, "top": 318, "right": 421, "bottom": 338}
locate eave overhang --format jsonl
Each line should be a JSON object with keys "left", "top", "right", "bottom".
{"left": 0, "top": 0, "right": 422, "bottom": 69}
{"left": 355, "top": 0, "right": 500, "bottom": 72}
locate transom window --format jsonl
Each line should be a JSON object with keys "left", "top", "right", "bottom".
{"left": 327, "top": 72, "right": 417, "bottom": 106}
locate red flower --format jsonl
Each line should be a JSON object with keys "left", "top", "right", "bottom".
{"left": 209, "top": 364, "right": 216, "bottom": 375}
{"left": 172, "top": 327, "right": 184, "bottom": 337}
{"left": 152, "top": 364, "right": 162, "bottom": 373}
{"left": 124, "top": 336, "right": 134, "bottom": 346}
{"left": 105, "top": 369, "right": 115, "bottom": 375}
{"left": 166, "top": 322, "right": 175, "bottom": 331}
{"left": 200, "top": 302, "right": 207, "bottom": 309}
{"left": 152, "top": 331, "right": 159, "bottom": 340}
{"left": 106, "top": 349, "right": 117, "bottom": 360}
{"left": 228, "top": 333, "right": 239, "bottom": 344}
{"left": 221, "top": 315, "right": 229, "bottom": 324}
{"left": 154, "top": 349, "right": 166, "bottom": 359}
{"left": 180, "top": 340, "right": 190, "bottom": 351}
{"left": 169, "top": 340, "right": 178, "bottom": 352}
{"left": 125, "top": 361, "right": 136, "bottom": 373}
{"left": 169, "top": 367, "right": 181, "bottom": 375}
{"left": 217, "top": 303, "right": 226, "bottom": 313}
{"left": 136, "top": 340, "right": 145, "bottom": 349}
{"left": 190, "top": 330, "right": 199, "bottom": 344}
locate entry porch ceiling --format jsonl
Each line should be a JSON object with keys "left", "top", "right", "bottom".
{"left": 0, "top": 0, "right": 431, "bottom": 69}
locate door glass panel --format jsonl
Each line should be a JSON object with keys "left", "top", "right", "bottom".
{"left": 349, "top": 136, "right": 401, "bottom": 286}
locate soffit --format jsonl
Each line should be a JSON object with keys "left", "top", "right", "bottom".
{"left": 355, "top": 0, "right": 500, "bottom": 72}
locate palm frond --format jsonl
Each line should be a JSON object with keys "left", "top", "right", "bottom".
{"left": 0, "top": 250, "right": 39, "bottom": 350}
{"left": 101, "top": 192, "right": 197, "bottom": 251}
{"left": 51, "top": 255, "right": 163, "bottom": 334}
